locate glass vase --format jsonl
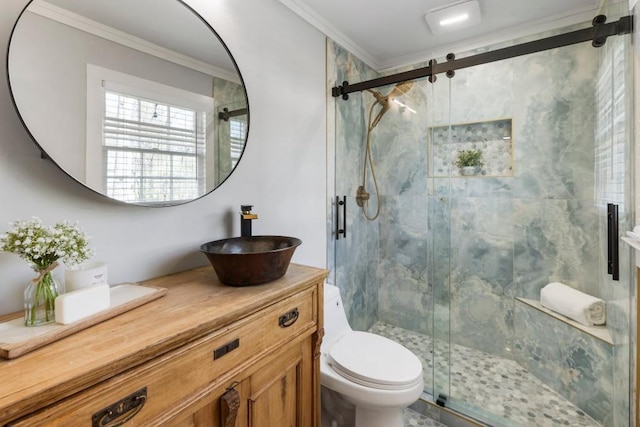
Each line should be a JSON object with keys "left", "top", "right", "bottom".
{"left": 24, "top": 270, "right": 61, "bottom": 326}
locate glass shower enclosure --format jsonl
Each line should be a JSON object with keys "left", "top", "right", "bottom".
{"left": 327, "top": 2, "right": 633, "bottom": 426}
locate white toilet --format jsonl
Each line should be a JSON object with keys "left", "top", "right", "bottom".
{"left": 321, "top": 284, "right": 424, "bottom": 427}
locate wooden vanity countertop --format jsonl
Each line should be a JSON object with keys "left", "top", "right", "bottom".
{"left": 0, "top": 263, "right": 328, "bottom": 424}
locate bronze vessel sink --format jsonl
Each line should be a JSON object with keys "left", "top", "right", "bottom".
{"left": 200, "top": 236, "right": 302, "bottom": 286}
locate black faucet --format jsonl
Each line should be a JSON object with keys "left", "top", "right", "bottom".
{"left": 240, "top": 205, "right": 258, "bottom": 237}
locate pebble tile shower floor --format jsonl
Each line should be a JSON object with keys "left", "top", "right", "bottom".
{"left": 371, "top": 322, "right": 601, "bottom": 427}
{"left": 404, "top": 408, "right": 448, "bottom": 426}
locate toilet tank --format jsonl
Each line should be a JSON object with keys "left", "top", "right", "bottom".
{"left": 323, "top": 284, "right": 352, "bottom": 351}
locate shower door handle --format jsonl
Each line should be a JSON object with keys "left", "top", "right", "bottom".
{"left": 607, "top": 203, "right": 619, "bottom": 281}
{"left": 336, "top": 196, "right": 346, "bottom": 240}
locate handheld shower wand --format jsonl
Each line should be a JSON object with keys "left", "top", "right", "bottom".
{"left": 357, "top": 80, "right": 414, "bottom": 220}
{"left": 368, "top": 81, "right": 414, "bottom": 128}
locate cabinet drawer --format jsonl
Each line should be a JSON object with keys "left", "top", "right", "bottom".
{"left": 9, "top": 288, "right": 317, "bottom": 426}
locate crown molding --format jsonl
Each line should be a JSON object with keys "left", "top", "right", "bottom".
{"left": 277, "top": 0, "right": 382, "bottom": 70}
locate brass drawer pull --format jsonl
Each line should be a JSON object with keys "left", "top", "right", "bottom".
{"left": 279, "top": 307, "right": 299, "bottom": 328}
{"left": 92, "top": 387, "right": 147, "bottom": 427}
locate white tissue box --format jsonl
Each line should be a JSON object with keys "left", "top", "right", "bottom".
{"left": 65, "top": 262, "right": 108, "bottom": 292}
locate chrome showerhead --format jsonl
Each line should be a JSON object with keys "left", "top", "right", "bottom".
{"left": 368, "top": 80, "right": 414, "bottom": 128}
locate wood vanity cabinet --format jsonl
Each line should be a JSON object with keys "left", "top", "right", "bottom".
{"left": 0, "top": 264, "right": 327, "bottom": 427}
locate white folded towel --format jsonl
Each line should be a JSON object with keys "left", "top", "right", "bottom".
{"left": 539, "top": 282, "right": 606, "bottom": 326}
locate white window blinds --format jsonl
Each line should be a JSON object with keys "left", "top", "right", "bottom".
{"left": 103, "top": 91, "right": 206, "bottom": 203}
{"left": 229, "top": 117, "right": 247, "bottom": 168}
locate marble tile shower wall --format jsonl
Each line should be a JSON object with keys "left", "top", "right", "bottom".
{"left": 329, "top": 41, "right": 381, "bottom": 331}
{"left": 514, "top": 301, "right": 615, "bottom": 424}
{"left": 389, "top": 41, "right": 601, "bottom": 357}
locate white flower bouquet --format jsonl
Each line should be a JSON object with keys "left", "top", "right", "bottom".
{"left": 0, "top": 217, "right": 94, "bottom": 326}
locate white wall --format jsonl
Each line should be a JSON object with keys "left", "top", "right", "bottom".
{"left": 0, "top": 0, "right": 327, "bottom": 315}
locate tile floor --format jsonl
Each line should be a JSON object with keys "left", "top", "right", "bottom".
{"left": 404, "top": 408, "right": 448, "bottom": 427}
{"left": 371, "top": 322, "right": 601, "bottom": 427}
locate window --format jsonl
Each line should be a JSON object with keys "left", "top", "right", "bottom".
{"left": 86, "top": 64, "right": 214, "bottom": 205}
{"left": 103, "top": 91, "right": 206, "bottom": 203}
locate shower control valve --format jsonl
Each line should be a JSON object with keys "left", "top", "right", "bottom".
{"left": 356, "top": 185, "right": 370, "bottom": 207}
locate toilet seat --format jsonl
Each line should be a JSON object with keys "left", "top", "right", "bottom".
{"left": 328, "top": 331, "right": 422, "bottom": 391}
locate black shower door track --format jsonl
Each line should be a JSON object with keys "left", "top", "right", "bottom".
{"left": 331, "top": 14, "right": 632, "bottom": 100}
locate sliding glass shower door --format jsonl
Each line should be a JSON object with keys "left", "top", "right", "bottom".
{"left": 329, "top": 50, "right": 381, "bottom": 333}
{"left": 328, "top": 3, "right": 633, "bottom": 421}
{"left": 328, "top": 40, "right": 440, "bottom": 396}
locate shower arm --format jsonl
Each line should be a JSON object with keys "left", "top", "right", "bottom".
{"left": 332, "top": 14, "right": 632, "bottom": 100}
{"left": 218, "top": 107, "right": 248, "bottom": 122}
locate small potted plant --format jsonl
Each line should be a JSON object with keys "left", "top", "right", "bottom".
{"left": 455, "top": 149, "right": 484, "bottom": 176}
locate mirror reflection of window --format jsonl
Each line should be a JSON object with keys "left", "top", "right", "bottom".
{"left": 103, "top": 91, "right": 206, "bottom": 203}
{"left": 86, "top": 64, "right": 215, "bottom": 204}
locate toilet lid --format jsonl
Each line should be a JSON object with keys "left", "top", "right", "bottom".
{"left": 328, "top": 331, "right": 422, "bottom": 390}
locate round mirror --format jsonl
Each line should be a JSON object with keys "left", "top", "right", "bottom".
{"left": 8, "top": 0, "right": 249, "bottom": 206}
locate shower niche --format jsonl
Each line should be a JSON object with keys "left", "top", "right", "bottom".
{"left": 429, "top": 118, "right": 513, "bottom": 177}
